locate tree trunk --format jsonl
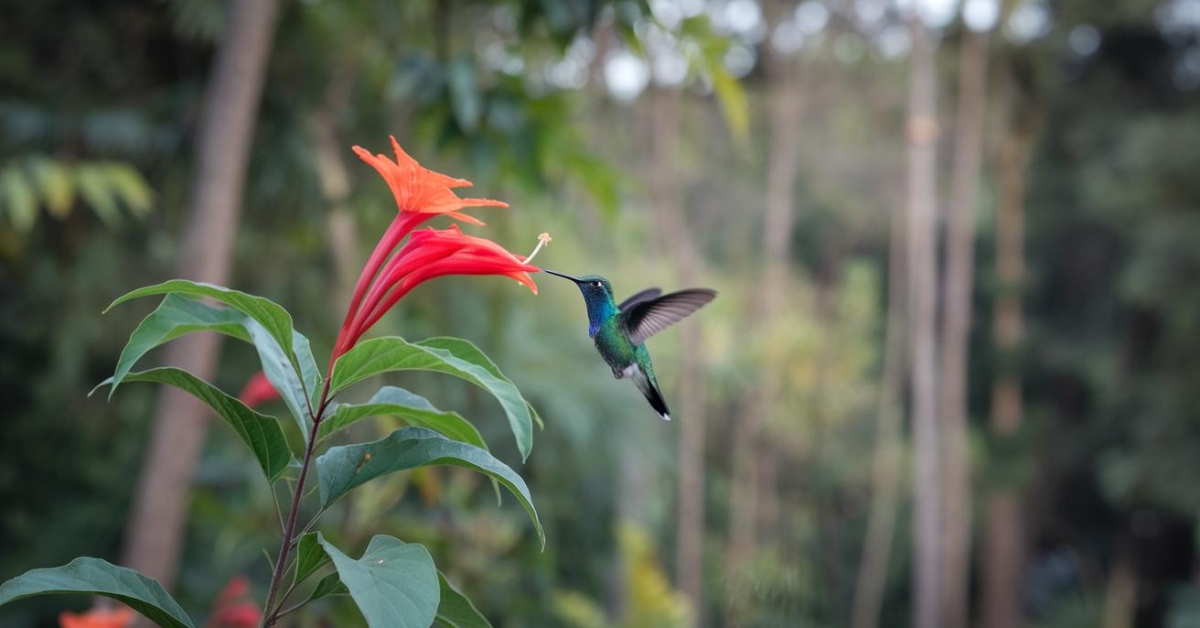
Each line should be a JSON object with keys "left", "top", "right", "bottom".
{"left": 940, "top": 26, "right": 991, "bottom": 628}
{"left": 726, "top": 43, "right": 802, "bottom": 627}
{"left": 850, "top": 193, "right": 907, "bottom": 628}
{"left": 1101, "top": 547, "right": 1136, "bottom": 628}
{"left": 644, "top": 87, "right": 710, "bottom": 626}
{"left": 980, "top": 128, "right": 1034, "bottom": 628}
{"left": 674, "top": 320, "right": 705, "bottom": 623}
{"left": 119, "top": 0, "right": 279, "bottom": 588}
{"left": 310, "top": 72, "right": 359, "bottom": 308}
{"left": 906, "top": 14, "right": 943, "bottom": 628}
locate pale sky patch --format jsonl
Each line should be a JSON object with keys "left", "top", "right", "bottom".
{"left": 723, "top": 0, "right": 764, "bottom": 36}
{"left": 917, "top": 0, "right": 959, "bottom": 29}
{"left": 725, "top": 43, "right": 757, "bottom": 77}
{"left": 855, "top": 0, "right": 887, "bottom": 29}
{"left": 1006, "top": 0, "right": 1052, "bottom": 44}
{"left": 605, "top": 51, "right": 651, "bottom": 102}
{"left": 651, "top": 0, "right": 684, "bottom": 30}
{"left": 772, "top": 21, "right": 806, "bottom": 56}
{"left": 653, "top": 48, "right": 689, "bottom": 86}
{"left": 1068, "top": 24, "right": 1101, "bottom": 57}
{"left": 795, "top": 1, "right": 830, "bottom": 35}
{"left": 1157, "top": 0, "right": 1200, "bottom": 34}
{"left": 877, "top": 23, "right": 913, "bottom": 60}
{"left": 962, "top": 0, "right": 999, "bottom": 32}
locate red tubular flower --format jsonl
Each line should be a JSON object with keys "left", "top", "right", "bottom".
{"left": 236, "top": 372, "right": 279, "bottom": 409}
{"left": 213, "top": 576, "right": 250, "bottom": 608}
{"left": 214, "top": 602, "right": 261, "bottom": 628}
{"left": 329, "top": 138, "right": 539, "bottom": 370}
{"left": 348, "top": 225, "right": 539, "bottom": 342}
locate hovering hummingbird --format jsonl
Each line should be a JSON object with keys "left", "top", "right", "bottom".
{"left": 543, "top": 270, "right": 717, "bottom": 420}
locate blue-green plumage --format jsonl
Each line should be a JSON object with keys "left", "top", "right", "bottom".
{"left": 543, "top": 270, "right": 717, "bottom": 420}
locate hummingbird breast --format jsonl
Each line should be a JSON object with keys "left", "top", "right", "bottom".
{"left": 593, "top": 317, "right": 637, "bottom": 377}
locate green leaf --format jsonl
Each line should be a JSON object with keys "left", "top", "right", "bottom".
{"left": 74, "top": 163, "right": 121, "bottom": 226}
{"left": 0, "top": 557, "right": 194, "bottom": 628}
{"left": 1, "top": 167, "right": 37, "bottom": 233}
{"left": 415, "top": 337, "right": 545, "bottom": 430}
{"left": 104, "top": 162, "right": 154, "bottom": 216}
{"left": 246, "top": 321, "right": 318, "bottom": 439}
{"left": 294, "top": 533, "right": 331, "bottom": 585}
{"left": 109, "top": 294, "right": 251, "bottom": 397}
{"left": 329, "top": 336, "right": 534, "bottom": 460}
{"left": 105, "top": 292, "right": 318, "bottom": 440}
{"left": 292, "top": 330, "right": 322, "bottom": 410}
{"left": 106, "top": 280, "right": 296, "bottom": 362}
{"left": 26, "top": 156, "right": 74, "bottom": 219}
{"left": 675, "top": 18, "right": 749, "bottom": 143}
{"left": 116, "top": 368, "right": 292, "bottom": 481}
{"left": 317, "top": 534, "right": 439, "bottom": 628}
{"left": 709, "top": 65, "right": 749, "bottom": 142}
{"left": 316, "top": 427, "right": 543, "bottom": 547}
{"left": 307, "top": 572, "right": 348, "bottom": 602}
{"left": 318, "top": 387, "right": 487, "bottom": 451}
{"left": 436, "top": 572, "right": 492, "bottom": 628}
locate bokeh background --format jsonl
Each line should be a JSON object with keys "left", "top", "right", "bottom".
{"left": 3, "top": 0, "right": 1200, "bottom": 627}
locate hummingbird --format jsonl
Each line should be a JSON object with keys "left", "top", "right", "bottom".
{"left": 543, "top": 270, "right": 717, "bottom": 420}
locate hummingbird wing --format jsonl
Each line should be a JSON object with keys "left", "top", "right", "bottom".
{"left": 618, "top": 287, "right": 663, "bottom": 311}
{"left": 622, "top": 288, "right": 717, "bottom": 345}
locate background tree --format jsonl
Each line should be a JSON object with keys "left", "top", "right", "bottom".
{"left": 905, "top": 7, "right": 943, "bottom": 628}
{"left": 940, "top": 2, "right": 996, "bottom": 625}
{"left": 119, "top": 0, "right": 280, "bottom": 589}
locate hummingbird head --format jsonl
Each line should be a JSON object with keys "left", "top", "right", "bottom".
{"left": 543, "top": 270, "right": 618, "bottom": 335}
{"left": 543, "top": 270, "right": 613, "bottom": 297}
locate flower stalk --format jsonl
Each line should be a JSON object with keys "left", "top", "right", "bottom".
{"left": 260, "top": 382, "right": 329, "bottom": 628}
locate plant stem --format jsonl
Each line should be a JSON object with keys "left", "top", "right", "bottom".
{"left": 274, "top": 599, "right": 309, "bottom": 622}
{"left": 260, "top": 432, "right": 316, "bottom": 627}
{"left": 269, "top": 578, "right": 301, "bottom": 620}
{"left": 260, "top": 380, "right": 332, "bottom": 628}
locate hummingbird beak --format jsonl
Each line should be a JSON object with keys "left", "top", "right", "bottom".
{"left": 542, "top": 269, "right": 582, "bottom": 283}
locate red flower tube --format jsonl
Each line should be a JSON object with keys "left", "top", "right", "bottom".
{"left": 346, "top": 226, "right": 540, "bottom": 344}
{"left": 236, "top": 372, "right": 279, "bottom": 409}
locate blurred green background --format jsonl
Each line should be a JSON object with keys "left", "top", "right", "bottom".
{"left": 3, "top": 0, "right": 1200, "bottom": 627}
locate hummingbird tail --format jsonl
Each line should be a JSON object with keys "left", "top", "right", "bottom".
{"left": 632, "top": 370, "right": 671, "bottom": 421}
{"left": 647, "top": 388, "right": 671, "bottom": 421}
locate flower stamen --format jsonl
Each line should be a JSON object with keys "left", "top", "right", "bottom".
{"left": 524, "top": 232, "right": 552, "bottom": 265}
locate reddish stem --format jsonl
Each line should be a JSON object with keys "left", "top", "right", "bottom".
{"left": 259, "top": 378, "right": 332, "bottom": 628}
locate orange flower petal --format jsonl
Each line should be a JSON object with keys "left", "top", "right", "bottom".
{"left": 352, "top": 138, "right": 507, "bottom": 220}
{"left": 389, "top": 136, "right": 471, "bottom": 188}
{"left": 445, "top": 211, "right": 487, "bottom": 225}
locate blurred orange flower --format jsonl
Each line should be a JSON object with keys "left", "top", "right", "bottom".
{"left": 58, "top": 607, "right": 134, "bottom": 628}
